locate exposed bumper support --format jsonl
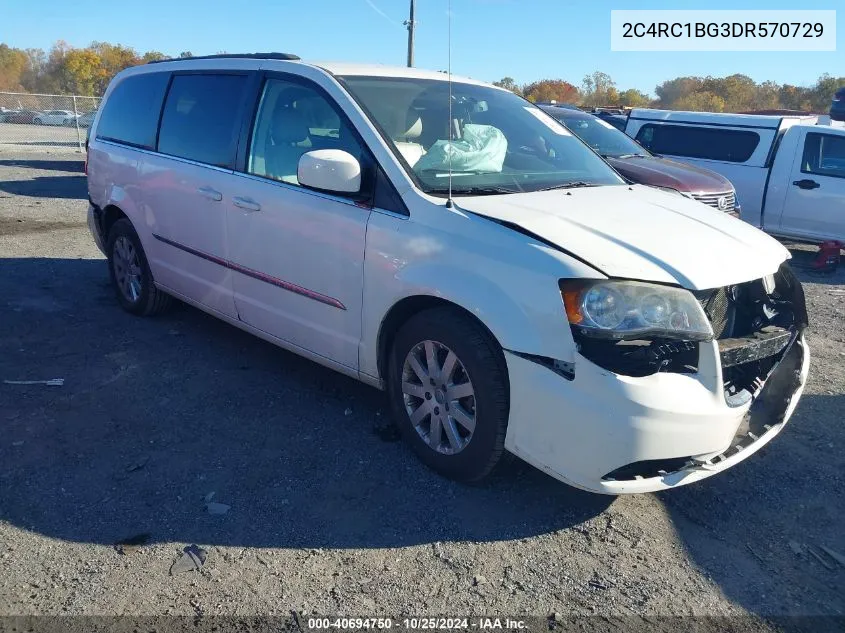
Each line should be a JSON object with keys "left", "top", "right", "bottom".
{"left": 718, "top": 326, "right": 792, "bottom": 368}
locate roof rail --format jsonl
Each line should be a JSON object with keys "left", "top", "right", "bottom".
{"left": 148, "top": 52, "right": 300, "bottom": 64}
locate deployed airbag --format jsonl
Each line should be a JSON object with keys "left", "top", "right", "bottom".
{"left": 415, "top": 124, "right": 507, "bottom": 173}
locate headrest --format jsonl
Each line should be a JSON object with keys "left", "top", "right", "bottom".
{"left": 271, "top": 105, "right": 309, "bottom": 144}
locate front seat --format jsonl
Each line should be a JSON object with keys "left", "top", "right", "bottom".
{"left": 265, "top": 105, "right": 311, "bottom": 184}
{"left": 394, "top": 113, "right": 425, "bottom": 168}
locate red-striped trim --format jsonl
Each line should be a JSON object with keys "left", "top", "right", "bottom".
{"left": 152, "top": 233, "right": 347, "bottom": 311}
{"left": 154, "top": 234, "right": 228, "bottom": 267}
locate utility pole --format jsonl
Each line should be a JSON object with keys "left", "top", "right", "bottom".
{"left": 404, "top": 0, "right": 416, "bottom": 67}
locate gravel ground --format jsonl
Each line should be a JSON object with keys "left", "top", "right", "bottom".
{"left": 0, "top": 122, "right": 88, "bottom": 153}
{"left": 0, "top": 153, "right": 843, "bottom": 628}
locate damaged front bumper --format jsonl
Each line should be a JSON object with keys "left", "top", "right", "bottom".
{"left": 502, "top": 332, "right": 810, "bottom": 495}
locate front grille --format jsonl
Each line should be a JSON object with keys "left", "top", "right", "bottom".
{"left": 691, "top": 190, "right": 735, "bottom": 211}
{"left": 695, "top": 286, "right": 735, "bottom": 338}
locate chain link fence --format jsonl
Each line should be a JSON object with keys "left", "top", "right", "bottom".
{"left": 0, "top": 92, "right": 102, "bottom": 153}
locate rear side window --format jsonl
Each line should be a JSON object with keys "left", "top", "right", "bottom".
{"left": 157, "top": 74, "right": 248, "bottom": 168}
{"left": 802, "top": 133, "right": 845, "bottom": 179}
{"left": 96, "top": 72, "right": 170, "bottom": 149}
{"left": 635, "top": 123, "right": 760, "bottom": 163}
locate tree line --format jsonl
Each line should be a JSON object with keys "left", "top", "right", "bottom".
{"left": 497, "top": 71, "right": 843, "bottom": 114}
{"left": 0, "top": 41, "right": 191, "bottom": 96}
{"left": 1, "top": 41, "right": 842, "bottom": 115}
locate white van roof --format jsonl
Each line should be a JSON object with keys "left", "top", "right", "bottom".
{"left": 314, "top": 62, "right": 484, "bottom": 85}
{"left": 143, "top": 53, "right": 493, "bottom": 89}
{"left": 628, "top": 108, "right": 818, "bottom": 130}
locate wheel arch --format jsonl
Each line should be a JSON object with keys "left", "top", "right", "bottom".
{"left": 376, "top": 295, "right": 507, "bottom": 384}
{"left": 101, "top": 204, "right": 129, "bottom": 241}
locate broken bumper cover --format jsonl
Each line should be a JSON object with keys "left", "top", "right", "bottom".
{"left": 502, "top": 333, "right": 809, "bottom": 495}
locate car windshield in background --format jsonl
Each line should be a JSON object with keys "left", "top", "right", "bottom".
{"left": 551, "top": 112, "right": 648, "bottom": 159}
{"left": 339, "top": 76, "right": 624, "bottom": 195}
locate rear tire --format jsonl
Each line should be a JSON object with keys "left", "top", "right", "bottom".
{"left": 106, "top": 218, "right": 171, "bottom": 316}
{"left": 387, "top": 307, "right": 509, "bottom": 483}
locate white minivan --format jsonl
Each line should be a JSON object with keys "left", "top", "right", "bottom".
{"left": 87, "top": 54, "right": 810, "bottom": 494}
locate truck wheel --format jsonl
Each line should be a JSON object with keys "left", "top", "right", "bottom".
{"left": 106, "top": 218, "right": 171, "bottom": 316}
{"left": 387, "top": 307, "right": 509, "bottom": 483}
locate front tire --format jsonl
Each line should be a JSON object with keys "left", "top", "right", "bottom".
{"left": 387, "top": 307, "right": 510, "bottom": 483}
{"left": 106, "top": 218, "right": 171, "bottom": 316}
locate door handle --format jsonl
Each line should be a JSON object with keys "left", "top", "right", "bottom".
{"left": 197, "top": 186, "right": 223, "bottom": 201}
{"left": 793, "top": 179, "right": 820, "bottom": 190}
{"left": 233, "top": 197, "right": 261, "bottom": 212}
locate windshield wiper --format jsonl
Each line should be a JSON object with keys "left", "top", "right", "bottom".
{"left": 536, "top": 181, "right": 601, "bottom": 192}
{"left": 427, "top": 186, "right": 519, "bottom": 196}
{"left": 615, "top": 153, "right": 649, "bottom": 158}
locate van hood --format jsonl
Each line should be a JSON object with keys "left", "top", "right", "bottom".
{"left": 459, "top": 184, "right": 789, "bottom": 290}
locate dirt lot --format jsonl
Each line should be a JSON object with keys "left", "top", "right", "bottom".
{"left": 0, "top": 153, "right": 843, "bottom": 629}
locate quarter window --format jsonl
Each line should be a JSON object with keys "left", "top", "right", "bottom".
{"left": 635, "top": 124, "right": 760, "bottom": 163}
{"left": 157, "top": 74, "right": 248, "bottom": 168}
{"left": 96, "top": 72, "right": 170, "bottom": 149}
{"left": 801, "top": 132, "right": 845, "bottom": 179}
{"left": 247, "top": 78, "right": 363, "bottom": 185}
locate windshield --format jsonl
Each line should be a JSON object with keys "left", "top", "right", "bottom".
{"left": 550, "top": 112, "right": 648, "bottom": 158}
{"left": 339, "top": 76, "right": 624, "bottom": 195}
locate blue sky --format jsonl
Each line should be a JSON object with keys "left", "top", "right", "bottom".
{"left": 1, "top": 0, "right": 840, "bottom": 95}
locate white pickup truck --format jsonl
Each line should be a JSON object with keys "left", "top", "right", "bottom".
{"left": 625, "top": 109, "right": 845, "bottom": 244}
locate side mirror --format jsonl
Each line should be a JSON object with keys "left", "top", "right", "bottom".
{"left": 297, "top": 149, "right": 361, "bottom": 195}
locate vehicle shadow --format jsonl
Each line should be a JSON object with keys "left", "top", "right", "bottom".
{"left": 0, "top": 159, "right": 85, "bottom": 173}
{"left": 0, "top": 257, "right": 611, "bottom": 550}
{"left": 0, "top": 175, "right": 87, "bottom": 199}
{"left": 662, "top": 391, "right": 845, "bottom": 617}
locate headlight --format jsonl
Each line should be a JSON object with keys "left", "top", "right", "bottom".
{"left": 560, "top": 279, "right": 713, "bottom": 341}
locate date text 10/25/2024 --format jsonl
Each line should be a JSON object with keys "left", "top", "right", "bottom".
{"left": 307, "top": 618, "right": 528, "bottom": 630}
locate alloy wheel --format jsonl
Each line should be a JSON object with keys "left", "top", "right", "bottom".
{"left": 112, "top": 236, "right": 142, "bottom": 303}
{"left": 401, "top": 340, "right": 477, "bottom": 455}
